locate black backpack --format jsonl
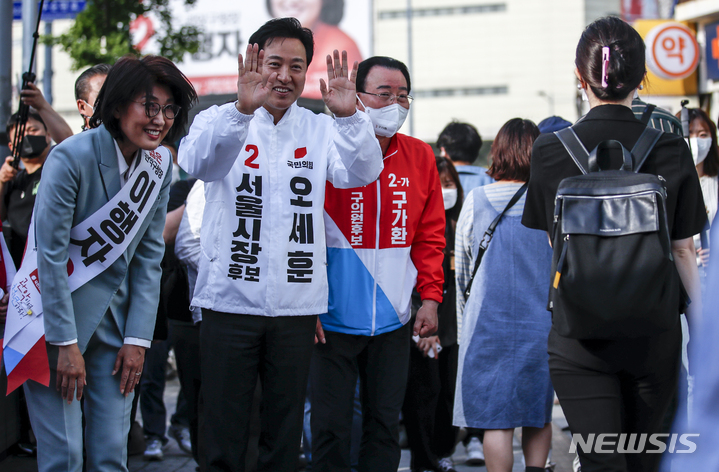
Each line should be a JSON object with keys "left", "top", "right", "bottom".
{"left": 549, "top": 126, "right": 686, "bottom": 339}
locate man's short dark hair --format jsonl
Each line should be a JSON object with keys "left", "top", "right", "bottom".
{"left": 6, "top": 111, "right": 46, "bottom": 136}
{"left": 437, "top": 121, "right": 482, "bottom": 164}
{"left": 75, "top": 63, "right": 112, "bottom": 102}
{"left": 89, "top": 55, "right": 197, "bottom": 143}
{"left": 249, "top": 17, "right": 314, "bottom": 67}
{"left": 356, "top": 56, "right": 411, "bottom": 94}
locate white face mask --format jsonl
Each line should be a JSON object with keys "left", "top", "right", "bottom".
{"left": 442, "top": 188, "right": 457, "bottom": 210}
{"left": 686, "top": 137, "right": 712, "bottom": 165}
{"left": 357, "top": 96, "right": 409, "bottom": 137}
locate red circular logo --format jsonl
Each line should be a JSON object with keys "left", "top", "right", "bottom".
{"left": 646, "top": 23, "right": 699, "bottom": 80}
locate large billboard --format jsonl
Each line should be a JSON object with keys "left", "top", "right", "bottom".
{"left": 135, "top": 0, "right": 372, "bottom": 99}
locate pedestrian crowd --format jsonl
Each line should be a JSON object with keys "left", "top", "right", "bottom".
{"left": 0, "top": 14, "right": 715, "bottom": 472}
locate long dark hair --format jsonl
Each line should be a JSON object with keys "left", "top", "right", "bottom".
{"left": 90, "top": 55, "right": 197, "bottom": 143}
{"left": 575, "top": 17, "right": 645, "bottom": 101}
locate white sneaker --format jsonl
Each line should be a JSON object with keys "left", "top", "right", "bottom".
{"left": 465, "top": 436, "right": 485, "bottom": 465}
{"left": 170, "top": 424, "right": 192, "bottom": 455}
{"left": 437, "top": 456, "right": 457, "bottom": 472}
{"left": 143, "top": 437, "right": 165, "bottom": 461}
{"left": 573, "top": 453, "right": 582, "bottom": 472}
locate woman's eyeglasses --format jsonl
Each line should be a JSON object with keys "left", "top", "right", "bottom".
{"left": 134, "top": 101, "right": 181, "bottom": 120}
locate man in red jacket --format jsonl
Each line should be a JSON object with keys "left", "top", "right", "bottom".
{"left": 313, "top": 56, "right": 445, "bottom": 472}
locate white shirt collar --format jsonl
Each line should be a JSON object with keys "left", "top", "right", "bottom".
{"left": 113, "top": 139, "right": 139, "bottom": 187}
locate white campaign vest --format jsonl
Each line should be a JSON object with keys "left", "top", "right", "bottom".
{"left": 2, "top": 148, "right": 169, "bottom": 358}
{"left": 193, "top": 107, "right": 337, "bottom": 317}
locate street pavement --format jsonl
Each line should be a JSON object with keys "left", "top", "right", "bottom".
{"left": 0, "top": 377, "right": 575, "bottom": 472}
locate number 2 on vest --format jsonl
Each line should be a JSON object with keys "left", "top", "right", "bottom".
{"left": 245, "top": 145, "right": 259, "bottom": 169}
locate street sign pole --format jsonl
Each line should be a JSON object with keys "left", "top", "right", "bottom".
{"left": 44, "top": 21, "right": 53, "bottom": 105}
{"left": 406, "top": 0, "right": 413, "bottom": 137}
{"left": 22, "top": 0, "right": 38, "bottom": 77}
{"left": 0, "top": 0, "right": 12, "bottom": 159}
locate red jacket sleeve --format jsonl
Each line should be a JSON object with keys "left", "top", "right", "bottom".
{"left": 411, "top": 146, "right": 446, "bottom": 303}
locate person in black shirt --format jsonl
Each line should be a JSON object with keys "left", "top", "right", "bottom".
{"left": 522, "top": 17, "right": 704, "bottom": 472}
{"left": 1, "top": 112, "right": 53, "bottom": 267}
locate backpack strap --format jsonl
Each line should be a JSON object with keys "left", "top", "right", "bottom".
{"left": 630, "top": 127, "right": 663, "bottom": 172}
{"left": 681, "top": 103, "right": 691, "bottom": 137}
{"left": 640, "top": 104, "right": 656, "bottom": 125}
{"left": 588, "top": 140, "right": 633, "bottom": 172}
{"left": 555, "top": 128, "right": 590, "bottom": 175}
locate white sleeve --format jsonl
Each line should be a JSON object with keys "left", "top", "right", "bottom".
{"left": 454, "top": 191, "right": 475, "bottom": 344}
{"left": 178, "top": 102, "right": 253, "bottom": 182}
{"left": 326, "top": 111, "right": 384, "bottom": 189}
{"left": 175, "top": 182, "right": 205, "bottom": 270}
{"left": 123, "top": 337, "right": 152, "bottom": 348}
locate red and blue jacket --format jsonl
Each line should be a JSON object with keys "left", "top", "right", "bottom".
{"left": 322, "top": 133, "right": 445, "bottom": 336}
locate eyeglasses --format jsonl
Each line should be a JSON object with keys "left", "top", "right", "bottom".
{"left": 359, "top": 91, "right": 413, "bottom": 105}
{"left": 133, "top": 101, "right": 181, "bottom": 120}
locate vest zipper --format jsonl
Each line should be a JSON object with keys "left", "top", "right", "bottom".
{"left": 371, "top": 180, "right": 380, "bottom": 336}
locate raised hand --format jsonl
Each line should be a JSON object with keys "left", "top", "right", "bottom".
{"left": 20, "top": 83, "right": 50, "bottom": 113}
{"left": 235, "top": 43, "right": 277, "bottom": 115}
{"left": 320, "top": 50, "right": 358, "bottom": 118}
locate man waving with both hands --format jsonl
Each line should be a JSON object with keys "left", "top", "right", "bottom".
{"left": 178, "top": 17, "right": 384, "bottom": 472}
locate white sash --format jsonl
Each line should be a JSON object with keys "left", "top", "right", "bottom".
{"left": 2, "top": 148, "right": 168, "bottom": 351}
{"left": 0, "top": 223, "right": 17, "bottom": 294}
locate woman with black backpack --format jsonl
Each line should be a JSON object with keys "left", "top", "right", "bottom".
{"left": 522, "top": 16, "right": 705, "bottom": 472}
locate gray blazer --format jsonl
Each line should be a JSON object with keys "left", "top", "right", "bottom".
{"left": 33, "top": 124, "right": 171, "bottom": 352}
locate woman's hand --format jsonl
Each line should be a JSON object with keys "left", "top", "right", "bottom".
{"left": 698, "top": 247, "right": 710, "bottom": 266}
{"left": 57, "top": 344, "right": 86, "bottom": 404}
{"left": 673, "top": 237, "right": 702, "bottom": 328}
{"left": 112, "top": 344, "right": 146, "bottom": 396}
{"left": 417, "top": 336, "right": 441, "bottom": 358}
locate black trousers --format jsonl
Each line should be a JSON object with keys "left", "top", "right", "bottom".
{"left": 310, "top": 323, "right": 411, "bottom": 472}
{"left": 170, "top": 320, "right": 201, "bottom": 462}
{"left": 548, "top": 324, "right": 681, "bottom": 472}
{"left": 199, "top": 310, "right": 317, "bottom": 472}
{"left": 402, "top": 340, "right": 459, "bottom": 471}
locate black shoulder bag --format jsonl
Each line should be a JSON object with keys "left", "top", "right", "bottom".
{"left": 464, "top": 183, "right": 528, "bottom": 299}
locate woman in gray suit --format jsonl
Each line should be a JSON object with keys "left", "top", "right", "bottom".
{"left": 25, "top": 55, "right": 196, "bottom": 472}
